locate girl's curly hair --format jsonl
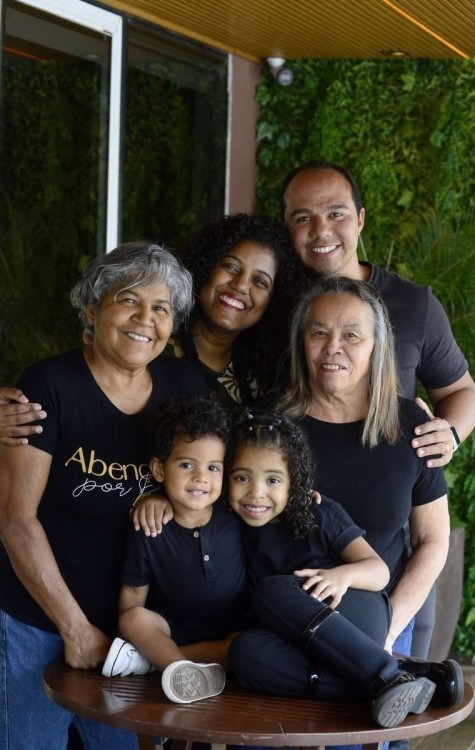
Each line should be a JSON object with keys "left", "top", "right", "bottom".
{"left": 177, "top": 214, "right": 301, "bottom": 402}
{"left": 227, "top": 409, "right": 317, "bottom": 537}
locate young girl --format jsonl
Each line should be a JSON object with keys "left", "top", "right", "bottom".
{"left": 226, "top": 410, "right": 464, "bottom": 729}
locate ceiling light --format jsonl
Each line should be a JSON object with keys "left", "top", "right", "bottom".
{"left": 380, "top": 49, "right": 410, "bottom": 58}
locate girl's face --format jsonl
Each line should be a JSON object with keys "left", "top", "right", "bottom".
{"left": 228, "top": 444, "right": 290, "bottom": 526}
{"left": 199, "top": 241, "right": 277, "bottom": 336}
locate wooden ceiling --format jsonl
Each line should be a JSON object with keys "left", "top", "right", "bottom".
{"left": 107, "top": 0, "right": 475, "bottom": 61}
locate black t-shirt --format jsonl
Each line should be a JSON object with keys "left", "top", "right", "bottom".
{"left": 241, "top": 496, "right": 364, "bottom": 587}
{"left": 0, "top": 348, "right": 208, "bottom": 634}
{"left": 300, "top": 399, "right": 447, "bottom": 591}
{"left": 122, "top": 502, "right": 250, "bottom": 643}
{"left": 364, "top": 262, "right": 467, "bottom": 397}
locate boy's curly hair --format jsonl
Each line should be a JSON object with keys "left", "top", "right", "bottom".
{"left": 227, "top": 409, "right": 317, "bottom": 537}
{"left": 148, "top": 397, "right": 231, "bottom": 464}
{"left": 177, "top": 213, "right": 300, "bottom": 401}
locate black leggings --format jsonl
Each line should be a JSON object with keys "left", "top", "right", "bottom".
{"left": 229, "top": 575, "right": 396, "bottom": 701}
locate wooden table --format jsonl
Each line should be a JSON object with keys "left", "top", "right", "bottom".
{"left": 43, "top": 660, "right": 475, "bottom": 750}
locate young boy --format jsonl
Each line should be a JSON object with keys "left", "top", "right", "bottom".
{"left": 102, "top": 397, "right": 250, "bottom": 704}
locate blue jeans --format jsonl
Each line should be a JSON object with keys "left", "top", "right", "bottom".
{"left": 0, "top": 609, "right": 139, "bottom": 750}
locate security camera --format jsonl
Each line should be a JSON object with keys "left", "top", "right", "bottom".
{"left": 266, "top": 57, "right": 294, "bottom": 86}
{"left": 276, "top": 68, "right": 294, "bottom": 86}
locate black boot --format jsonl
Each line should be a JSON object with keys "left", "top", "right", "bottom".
{"left": 301, "top": 607, "right": 435, "bottom": 728}
{"left": 371, "top": 672, "right": 435, "bottom": 728}
{"left": 397, "top": 657, "right": 464, "bottom": 707}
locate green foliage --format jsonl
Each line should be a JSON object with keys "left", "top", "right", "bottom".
{"left": 122, "top": 60, "right": 227, "bottom": 248}
{"left": 397, "top": 218, "right": 475, "bottom": 659}
{"left": 256, "top": 59, "right": 475, "bottom": 659}
{"left": 448, "top": 437, "right": 475, "bottom": 660}
{"left": 0, "top": 60, "right": 102, "bottom": 381}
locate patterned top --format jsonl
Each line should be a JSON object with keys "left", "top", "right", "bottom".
{"left": 162, "top": 337, "right": 259, "bottom": 409}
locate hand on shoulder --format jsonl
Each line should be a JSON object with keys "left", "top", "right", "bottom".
{"left": 411, "top": 397, "right": 454, "bottom": 469}
{"left": 130, "top": 492, "right": 174, "bottom": 536}
{"left": 0, "top": 387, "right": 46, "bottom": 446}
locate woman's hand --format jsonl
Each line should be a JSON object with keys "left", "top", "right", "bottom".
{"left": 293, "top": 566, "right": 351, "bottom": 608}
{"left": 131, "top": 493, "right": 174, "bottom": 536}
{"left": 62, "top": 622, "right": 111, "bottom": 669}
{"left": 0, "top": 388, "right": 46, "bottom": 446}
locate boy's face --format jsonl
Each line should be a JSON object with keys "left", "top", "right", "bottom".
{"left": 228, "top": 445, "right": 290, "bottom": 527}
{"left": 150, "top": 435, "right": 225, "bottom": 524}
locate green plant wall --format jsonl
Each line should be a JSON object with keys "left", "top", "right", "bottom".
{"left": 255, "top": 58, "right": 475, "bottom": 660}
{"left": 0, "top": 60, "right": 102, "bottom": 383}
{"left": 122, "top": 59, "right": 227, "bottom": 248}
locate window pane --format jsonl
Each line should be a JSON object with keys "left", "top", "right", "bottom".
{"left": 122, "top": 22, "right": 228, "bottom": 249}
{"left": 0, "top": 0, "right": 111, "bottom": 381}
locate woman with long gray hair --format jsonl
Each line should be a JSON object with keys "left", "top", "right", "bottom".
{"left": 278, "top": 276, "right": 449, "bottom": 657}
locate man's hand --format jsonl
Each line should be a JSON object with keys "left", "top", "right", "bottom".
{"left": 0, "top": 388, "right": 46, "bottom": 446}
{"left": 412, "top": 397, "right": 454, "bottom": 468}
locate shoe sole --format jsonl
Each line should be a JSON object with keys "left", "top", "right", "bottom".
{"left": 408, "top": 677, "right": 437, "bottom": 714}
{"left": 372, "top": 677, "right": 435, "bottom": 728}
{"left": 162, "top": 662, "right": 225, "bottom": 703}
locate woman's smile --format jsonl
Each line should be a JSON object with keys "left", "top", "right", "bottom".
{"left": 199, "top": 240, "right": 276, "bottom": 335}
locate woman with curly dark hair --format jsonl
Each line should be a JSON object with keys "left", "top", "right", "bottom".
{"left": 226, "top": 410, "right": 464, "bottom": 729}
{"left": 163, "top": 213, "right": 298, "bottom": 408}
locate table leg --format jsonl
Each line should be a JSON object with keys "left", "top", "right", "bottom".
{"left": 138, "top": 736, "right": 157, "bottom": 750}
{"left": 168, "top": 741, "right": 194, "bottom": 750}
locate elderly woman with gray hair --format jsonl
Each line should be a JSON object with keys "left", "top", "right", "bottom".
{"left": 230, "top": 276, "right": 450, "bottom": 711}
{"left": 0, "top": 242, "right": 207, "bottom": 750}
{"left": 281, "top": 275, "right": 450, "bottom": 654}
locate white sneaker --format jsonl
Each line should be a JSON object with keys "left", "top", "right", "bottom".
{"left": 102, "top": 637, "right": 154, "bottom": 677}
{"left": 161, "top": 660, "right": 225, "bottom": 703}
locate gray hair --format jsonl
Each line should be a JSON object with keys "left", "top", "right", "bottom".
{"left": 71, "top": 242, "right": 193, "bottom": 332}
{"left": 278, "top": 276, "right": 401, "bottom": 446}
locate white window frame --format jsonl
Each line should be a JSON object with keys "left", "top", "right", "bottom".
{"left": 13, "top": 0, "right": 123, "bottom": 250}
